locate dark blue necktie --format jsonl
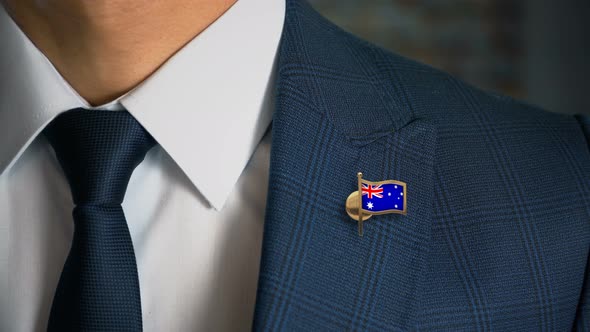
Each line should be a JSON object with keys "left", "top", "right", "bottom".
{"left": 44, "top": 108, "right": 156, "bottom": 331}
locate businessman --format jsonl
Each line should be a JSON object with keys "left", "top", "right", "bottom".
{"left": 0, "top": 0, "right": 588, "bottom": 331}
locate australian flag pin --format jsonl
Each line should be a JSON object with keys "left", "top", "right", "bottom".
{"left": 345, "top": 172, "right": 407, "bottom": 237}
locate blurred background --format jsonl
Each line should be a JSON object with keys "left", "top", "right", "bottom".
{"left": 309, "top": 0, "right": 590, "bottom": 114}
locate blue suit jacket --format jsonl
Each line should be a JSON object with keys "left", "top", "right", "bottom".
{"left": 252, "top": 1, "right": 590, "bottom": 330}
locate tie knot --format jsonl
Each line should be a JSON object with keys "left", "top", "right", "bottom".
{"left": 44, "top": 108, "right": 156, "bottom": 205}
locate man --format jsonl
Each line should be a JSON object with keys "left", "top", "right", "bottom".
{"left": 0, "top": 0, "right": 588, "bottom": 331}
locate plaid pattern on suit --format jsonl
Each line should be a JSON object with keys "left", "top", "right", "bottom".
{"left": 252, "top": 0, "right": 590, "bottom": 330}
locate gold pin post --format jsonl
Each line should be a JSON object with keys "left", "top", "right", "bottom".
{"left": 345, "top": 172, "right": 372, "bottom": 236}
{"left": 357, "top": 172, "right": 363, "bottom": 237}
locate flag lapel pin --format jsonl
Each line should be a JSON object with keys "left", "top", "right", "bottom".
{"left": 345, "top": 172, "right": 407, "bottom": 236}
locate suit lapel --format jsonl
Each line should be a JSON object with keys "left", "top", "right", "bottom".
{"left": 253, "top": 0, "right": 438, "bottom": 330}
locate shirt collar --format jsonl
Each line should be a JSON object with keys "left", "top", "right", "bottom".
{"left": 0, "top": 0, "right": 285, "bottom": 210}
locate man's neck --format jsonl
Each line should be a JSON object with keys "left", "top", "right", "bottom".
{"left": 3, "top": 0, "right": 237, "bottom": 105}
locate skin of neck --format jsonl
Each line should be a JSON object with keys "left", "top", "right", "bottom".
{"left": 3, "top": 0, "right": 237, "bottom": 105}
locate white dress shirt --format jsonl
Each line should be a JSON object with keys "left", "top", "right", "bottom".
{"left": 0, "top": 0, "right": 285, "bottom": 331}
